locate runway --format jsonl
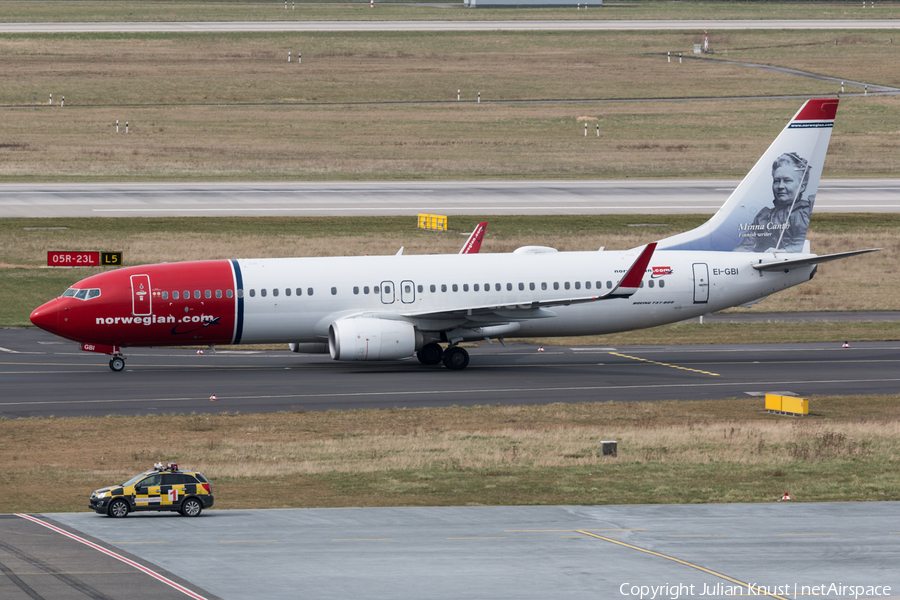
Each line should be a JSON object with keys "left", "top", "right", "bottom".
{"left": 6, "top": 502, "right": 897, "bottom": 600}
{"left": 2, "top": 179, "right": 899, "bottom": 218}
{"left": 2, "top": 19, "right": 900, "bottom": 33}
{"left": 2, "top": 328, "right": 899, "bottom": 419}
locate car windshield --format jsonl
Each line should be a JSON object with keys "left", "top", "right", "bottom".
{"left": 122, "top": 472, "right": 150, "bottom": 487}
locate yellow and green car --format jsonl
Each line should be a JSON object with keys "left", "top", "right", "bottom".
{"left": 90, "top": 463, "right": 214, "bottom": 518}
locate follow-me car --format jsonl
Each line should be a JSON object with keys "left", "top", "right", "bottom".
{"left": 90, "top": 462, "right": 214, "bottom": 518}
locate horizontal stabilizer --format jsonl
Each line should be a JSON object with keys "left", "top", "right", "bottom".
{"left": 752, "top": 248, "right": 881, "bottom": 272}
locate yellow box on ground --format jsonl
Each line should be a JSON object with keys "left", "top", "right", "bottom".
{"left": 765, "top": 394, "right": 808, "bottom": 415}
{"left": 418, "top": 213, "right": 447, "bottom": 231}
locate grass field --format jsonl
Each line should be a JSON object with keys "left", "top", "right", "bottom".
{"left": 2, "top": 1, "right": 900, "bottom": 23}
{"left": 2, "top": 396, "right": 898, "bottom": 514}
{"left": 1, "top": 30, "right": 898, "bottom": 182}
{"left": 3, "top": 214, "right": 897, "bottom": 332}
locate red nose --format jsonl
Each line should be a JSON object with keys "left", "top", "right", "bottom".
{"left": 30, "top": 299, "right": 60, "bottom": 334}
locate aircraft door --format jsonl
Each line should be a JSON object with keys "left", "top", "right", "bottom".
{"left": 131, "top": 274, "right": 152, "bottom": 316}
{"left": 380, "top": 281, "right": 395, "bottom": 304}
{"left": 692, "top": 263, "right": 709, "bottom": 304}
{"left": 401, "top": 280, "right": 415, "bottom": 304}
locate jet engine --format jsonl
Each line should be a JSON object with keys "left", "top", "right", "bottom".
{"left": 328, "top": 318, "right": 420, "bottom": 361}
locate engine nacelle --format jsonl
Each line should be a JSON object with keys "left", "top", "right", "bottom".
{"left": 328, "top": 318, "right": 419, "bottom": 361}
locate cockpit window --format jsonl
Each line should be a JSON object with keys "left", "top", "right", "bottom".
{"left": 62, "top": 288, "right": 101, "bottom": 300}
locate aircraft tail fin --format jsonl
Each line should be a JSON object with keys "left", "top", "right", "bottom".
{"left": 657, "top": 98, "right": 838, "bottom": 253}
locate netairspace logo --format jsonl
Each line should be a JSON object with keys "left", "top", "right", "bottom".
{"left": 618, "top": 582, "right": 892, "bottom": 599}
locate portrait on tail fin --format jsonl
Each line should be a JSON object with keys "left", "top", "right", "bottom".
{"left": 735, "top": 152, "right": 814, "bottom": 253}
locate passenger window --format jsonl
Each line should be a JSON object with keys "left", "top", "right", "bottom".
{"left": 162, "top": 291, "right": 169, "bottom": 300}
{"left": 529, "top": 283, "right": 535, "bottom": 291}
{"left": 296, "top": 288, "right": 303, "bottom": 296}
{"left": 249, "top": 289, "right": 256, "bottom": 297}
{"left": 227, "top": 290, "right": 234, "bottom": 298}
{"left": 261, "top": 289, "right": 267, "bottom": 297}
{"left": 586, "top": 281, "right": 591, "bottom": 290}
{"left": 272, "top": 288, "right": 279, "bottom": 297}
{"left": 575, "top": 281, "right": 581, "bottom": 290}
{"left": 216, "top": 289, "right": 222, "bottom": 298}
{"left": 418, "top": 285, "right": 423, "bottom": 293}
{"left": 184, "top": 290, "right": 190, "bottom": 300}
{"left": 659, "top": 279, "right": 665, "bottom": 288}
{"left": 331, "top": 287, "right": 337, "bottom": 295}
{"left": 639, "top": 281, "right": 644, "bottom": 288}
{"left": 485, "top": 283, "right": 491, "bottom": 291}
{"left": 441, "top": 284, "right": 447, "bottom": 292}
{"left": 518, "top": 283, "right": 524, "bottom": 291}
{"left": 463, "top": 284, "right": 469, "bottom": 292}
{"left": 452, "top": 284, "right": 458, "bottom": 292}
{"left": 430, "top": 285, "right": 436, "bottom": 293}
{"left": 192, "top": 290, "right": 199, "bottom": 299}
{"left": 541, "top": 282, "right": 547, "bottom": 291}
{"left": 374, "top": 286, "right": 379, "bottom": 294}
{"left": 474, "top": 284, "right": 480, "bottom": 292}
{"left": 353, "top": 286, "right": 359, "bottom": 295}
{"left": 596, "top": 281, "right": 602, "bottom": 289}
{"left": 237, "top": 289, "right": 243, "bottom": 298}
{"left": 553, "top": 282, "right": 559, "bottom": 290}
{"left": 307, "top": 288, "right": 314, "bottom": 296}
{"left": 648, "top": 280, "right": 655, "bottom": 288}
{"left": 285, "top": 288, "right": 291, "bottom": 296}
{"left": 607, "top": 281, "right": 613, "bottom": 289}
{"left": 564, "top": 282, "right": 570, "bottom": 290}
{"left": 364, "top": 286, "right": 370, "bottom": 294}
{"left": 495, "top": 283, "right": 501, "bottom": 292}
{"left": 205, "top": 290, "right": 212, "bottom": 299}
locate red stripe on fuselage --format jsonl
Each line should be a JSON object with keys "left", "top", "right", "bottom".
{"left": 47, "top": 260, "right": 236, "bottom": 347}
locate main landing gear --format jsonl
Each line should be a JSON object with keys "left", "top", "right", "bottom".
{"left": 416, "top": 342, "right": 469, "bottom": 370}
{"left": 109, "top": 356, "right": 126, "bottom": 372}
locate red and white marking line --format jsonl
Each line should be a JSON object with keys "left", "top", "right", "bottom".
{"left": 15, "top": 513, "right": 209, "bottom": 600}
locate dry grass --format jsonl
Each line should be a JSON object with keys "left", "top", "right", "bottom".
{"left": 3, "top": 1, "right": 900, "bottom": 23}
{"left": 0, "top": 31, "right": 898, "bottom": 182}
{"left": 2, "top": 396, "right": 899, "bottom": 512}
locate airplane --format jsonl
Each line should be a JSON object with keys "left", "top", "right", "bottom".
{"left": 460, "top": 221, "right": 488, "bottom": 254}
{"left": 30, "top": 98, "right": 879, "bottom": 372}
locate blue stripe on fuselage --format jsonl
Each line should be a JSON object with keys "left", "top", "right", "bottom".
{"left": 230, "top": 259, "right": 244, "bottom": 345}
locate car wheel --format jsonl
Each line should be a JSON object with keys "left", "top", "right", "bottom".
{"left": 108, "top": 499, "right": 129, "bottom": 518}
{"left": 180, "top": 497, "right": 203, "bottom": 517}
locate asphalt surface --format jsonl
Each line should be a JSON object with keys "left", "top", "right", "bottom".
{"left": 2, "top": 179, "right": 899, "bottom": 218}
{"left": 9, "top": 503, "right": 894, "bottom": 600}
{"left": 0, "top": 514, "right": 218, "bottom": 600}
{"left": 2, "top": 327, "right": 899, "bottom": 418}
{"left": 2, "top": 19, "right": 900, "bottom": 32}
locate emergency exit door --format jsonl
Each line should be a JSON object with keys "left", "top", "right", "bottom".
{"left": 131, "top": 274, "right": 152, "bottom": 316}
{"left": 692, "top": 263, "right": 709, "bottom": 304}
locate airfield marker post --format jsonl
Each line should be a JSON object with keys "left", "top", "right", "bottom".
{"left": 61, "top": 96, "right": 64, "bottom": 108}
{"left": 288, "top": 52, "right": 291, "bottom": 62}
{"left": 126, "top": 121, "right": 129, "bottom": 134}
{"left": 457, "top": 89, "right": 460, "bottom": 101}
{"left": 865, "top": 84, "right": 868, "bottom": 95}
{"left": 478, "top": 92, "right": 480, "bottom": 103}
{"left": 116, "top": 119, "right": 119, "bottom": 134}
{"left": 679, "top": 52, "right": 682, "bottom": 64}
{"left": 298, "top": 53, "right": 301, "bottom": 64}
{"left": 841, "top": 81, "right": 844, "bottom": 93}
{"left": 667, "top": 51, "right": 670, "bottom": 63}
{"left": 49, "top": 93, "right": 52, "bottom": 105}
{"left": 584, "top": 123, "right": 587, "bottom": 136}
{"left": 596, "top": 123, "right": 599, "bottom": 137}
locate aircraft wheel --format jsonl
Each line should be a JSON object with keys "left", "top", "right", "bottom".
{"left": 109, "top": 357, "right": 125, "bottom": 372}
{"left": 442, "top": 346, "right": 469, "bottom": 370}
{"left": 417, "top": 343, "right": 444, "bottom": 365}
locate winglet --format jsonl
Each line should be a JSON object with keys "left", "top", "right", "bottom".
{"left": 606, "top": 242, "right": 656, "bottom": 298}
{"left": 459, "top": 222, "right": 487, "bottom": 254}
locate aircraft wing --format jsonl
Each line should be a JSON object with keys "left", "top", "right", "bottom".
{"left": 401, "top": 243, "right": 656, "bottom": 326}
{"left": 459, "top": 222, "right": 488, "bottom": 254}
{"left": 752, "top": 248, "right": 881, "bottom": 272}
